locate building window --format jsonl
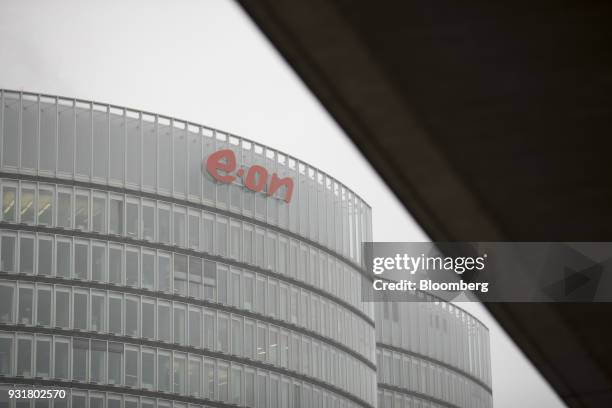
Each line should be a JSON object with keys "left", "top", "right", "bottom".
{"left": 38, "top": 187, "right": 53, "bottom": 226}
{"left": 125, "top": 296, "right": 139, "bottom": 337}
{"left": 36, "top": 287, "right": 51, "bottom": 326}
{"left": 74, "top": 192, "right": 89, "bottom": 231}
{"left": 158, "top": 302, "right": 171, "bottom": 342}
{"left": 91, "top": 340, "right": 106, "bottom": 383}
{"left": 18, "top": 286, "right": 33, "bottom": 325}
{"left": 57, "top": 190, "right": 72, "bottom": 228}
{"left": 142, "top": 299, "right": 155, "bottom": 340}
{"left": 108, "top": 342, "right": 123, "bottom": 385}
{"left": 91, "top": 292, "right": 105, "bottom": 332}
{"left": 53, "top": 337, "right": 69, "bottom": 379}
{"left": 35, "top": 235, "right": 52, "bottom": 275}
{"left": 91, "top": 243, "right": 106, "bottom": 282}
{"left": 203, "top": 311, "right": 215, "bottom": 351}
{"left": 126, "top": 199, "right": 139, "bottom": 239}
{"left": 56, "top": 239, "right": 71, "bottom": 278}
{"left": 74, "top": 241, "right": 88, "bottom": 280}
{"left": 188, "top": 212, "right": 199, "bottom": 249}
{"left": 20, "top": 185, "right": 35, "bottom": 224}
{"left": 203, "top": 260, "right": 216, "bottom": 302}
{"left": 158, "top": 204, "right": 171, "bottom": 244}
{"left": 174, "top": 254, "right": 188, "bottom": 296}
{"left": 72, "top": 338, "right": 89, "bottom": 381}
{"left": 19, "top": 235, "right": 34, "bottom": 274}
{"left": 157, "top": 351, "right": 171, "bottom": 392}
{"left": 158, "top": 253, "right": 171, "bottom": 293}
{"left": 92, "top": 194, "right": 107, "bottom": 233}
{"left": 141, "top": 348, "right": 155, "bottom": 390}
{"left": 108, "top": 295, "right": 122, "bottom": 335}
{"left": 217, "top": 313, "right": 229, "bottom": 354}
{"left": 174, "top": 304, "right": 186, "bottom": 345}
{"left": 125, "top": 248, "right": 139, "bottom": 287}
{"left": 17, "top": 337, "right": 32, "bottom": 377}
{"left": 189, "top": 307, "right": 201, "bottom": 348}
{"left": 73, "top": 291, "right": 88, "bottom": 330}
{"left": 1, "top": 185, "right": 17, "bottom": 221}
{"left": 125, "top": 348, "right": 138, "bottom": 387}
{"left": 54, "top": 289, "right": 70, "bottom": 328}
{"left": 109, "top": 196, "right": 123, "bottom": 235}
{"left": 142, "top": 202, "right": 155, "bottom": 241}
{"left": 173, "top": 206, "right": 186, "bottom": 247}
{"left": 142, "top": 251, "right": 155, "bottom": 290}
{"left": 188, "top": 257, "right": 202, "bottom": 299}
{"left": 109, "top": 246, "right": 122, "bottom": 285}
{"left": 0, "top": 284, "right": 14, "bottom": 323}
{"left": 174, "top": 353, "right": 186, "bottom": 395}
{"left": 0, "top": 235, "right": 15, "bottom": 272}
{"left": 189, "top": 358, "right": 201, "bottom": 397}
{"left": 35, "top": 337, "right": 51, "bottom": 378}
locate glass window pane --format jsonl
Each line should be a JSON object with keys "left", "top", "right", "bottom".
{"left": 174, "top": 305, "right": 186, "bottom": 345}
{"left": 109, "top": 197, "right": 123, "bottom": 235}
{"left": 158, "top": 123, "right": 171, "bottom": 191}
{"left": 91, "top": 340, "right": 106, "bottom": 382}
{"left": 18, "top": 287, "right": 33, "bottom": 325}
{"left": 126, "top": 250, "right": 139, "bottom": 287}
{"left": 56, "top": 240, "right": 71, "bottom": 278}
{"left": 19, "top": 236, "right": 34, "bottom": 274}
{"left": 126, "top": 201, "right": 138, "bottom": 238}
{"left": 93, "top": 110, "right": 108, "bottom": 179}
{"left": 92, "top": 196, "right": 106, "bottom": 233}
{"left": 142, "top": 300, "right": 155, "bottom": 339}
{"left": 174, "top": 209, "right": 186, "bottom": 247}
{"left": 0, "top": 337, "right": 12, "bottom": 376}
{"left": 110, "top": 114, "right": 124, "bottom": 182}
{"left": 108, "top": 343, "right": 123, "bottom": 384}
{"left": 0, "top": 236, "right": 15, "bottom": 272}
{"left": 157, "top": 352, "right": 171, "bottom": 392}
{"left": 203, "top": 260, "right": 216, "bottom": 301}
{"left": 36, "top": 288, "right": 51, "bottom": 326}
{"left": 109, "top": 247, "right": 122, "bottom": 284}
{"left": 142, "top": 349, "right": 155, "bottom": 390}
{"left": 72, "top": 338, "right": 89, "bottom": 381}
{"left": 17, "top": 338, "right": 32, "bottom": 376}
{"left": 189, "top": 308, "right": 201, "bottom": 348}
{"left": 76, "top": 106, "right": 92, "bottom": 177}
{"left": 0, "top": 285, "right": 14, "bottom": 323}
{"left": 125, "top": 348, "right": 138, "bottom": 387}
{"left": 142, "top": 204, "right": 155, "bottom": 241}
{"left": 188, "top": 359, "right": 201, "bottom": 397}
{"left": 126, "top": 116, "right": 141, "bottom": 185}
{"left": 174, "top": 254, "right": 187, "bottom": 296}
{"left": 53, "top": 339, "right": 69, "bottom": 379}
{"left": 158, "top": 303, "right": 171, "bottom": 342}
{"left": 38, "top": 188, "right": 53, "bottom": 225}
{"left": 108, "top": 296, "right": 122, "bottom": 335}
{"left": 142, "top": 252, "right": 155, "bottom": 290}
{"left": 74, "top": 242, "right": 88, "bottom": 279}
{"left": 75, "top": 193, "right": 89, "bottom": 230}
{"left": 21, "top": 99, "right": 38, "bottom": 170}
{"left": 2, "top": 94, "right": 19, "bottom": 167}
{"left": 54, "top": 291, "right": 69, "bottom": 328}
{"left": 91, "top": 294, "right": 105, "bottom": 332}
{"left": 39, "top": 102, "right": 57, "bottom": 172}
{"left": 73, "top": 292, "right": 88, "bottom": 330}
{"left": 20, "top": 187, "right": 35, "bottom": 223}
{"left": 188, "top": 130, "right": 202, "bottom": 197}
{"left": 158, "top": 206, "right": 170, "bottom": 244}
{"left": 173, "top": 354, "right": 186, "bottom": 395}
{"left": 217, "top": 313, "right": 229, "bottom": 353}
{"left": 57, "top": 191, "right": 72, "bottom": 228}
{"left": 2, "top": 186, "right": 16, "bottom": 221}
{"left": 58, "top": 105, "right": 75, "bottom": 173}
{"left": 188, "top": 257, "right": 202, "bottom": 299}
{"left": 125, "top": 297, "right": 139, "bottom": 337}
{"left": 92, "top": 244, "right": 106, "bottom": 282}
{"left": 174, "top": 127, "right": 186, "bottom": 195}
{"left": 37, "top": 238, "right": 52, "bottom": 276}
{"left": 158, "top": 254, "right": 171, "bottom": 293}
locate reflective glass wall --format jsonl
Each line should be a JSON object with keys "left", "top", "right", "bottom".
{"left": 0, "top": 90, "right": 376, "bottom": 408}
{"left": 375, "top": 294, "right": 493, "bottom": 408}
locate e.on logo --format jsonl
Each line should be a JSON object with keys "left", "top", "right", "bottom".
{"left": 204, "top": 149, "right": 294, "bottom": 203}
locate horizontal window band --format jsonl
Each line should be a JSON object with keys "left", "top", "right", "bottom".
{"left": 0, "top": 171, "right": 371, "bottom": 281}
{"left": 0, "top": 272, "right": 375, "bottom": 369}
{"left": 377, "top": 383, "right": 461, "bottom": 408}
{"left": 0, "top": 325, "right": 375, "bottom": 408}
{"left": 376, "top": 343, "right": 492, "bottom": 394}
{"left": 0, "top": 221, "right": 374, "bottom": 328}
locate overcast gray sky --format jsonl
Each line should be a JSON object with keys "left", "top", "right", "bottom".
{"left": 0, "top": 0, "right": 566, "bottom": 406}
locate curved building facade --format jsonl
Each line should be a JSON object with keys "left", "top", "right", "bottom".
{"left": 0, "top": 90, "right": 376, "bottom": 408}
{"left": 375, "top": 297, "right": 493, "bottom": 408}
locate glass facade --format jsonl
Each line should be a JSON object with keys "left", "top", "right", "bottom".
{"left": 0, "top": 90, "right": 376, "bottom": 408}
{"left": 0, "top": 90, "right": 491, "bottom": 408}
{"left": 375, "top": 294, "right": 493, "bottom": 408}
